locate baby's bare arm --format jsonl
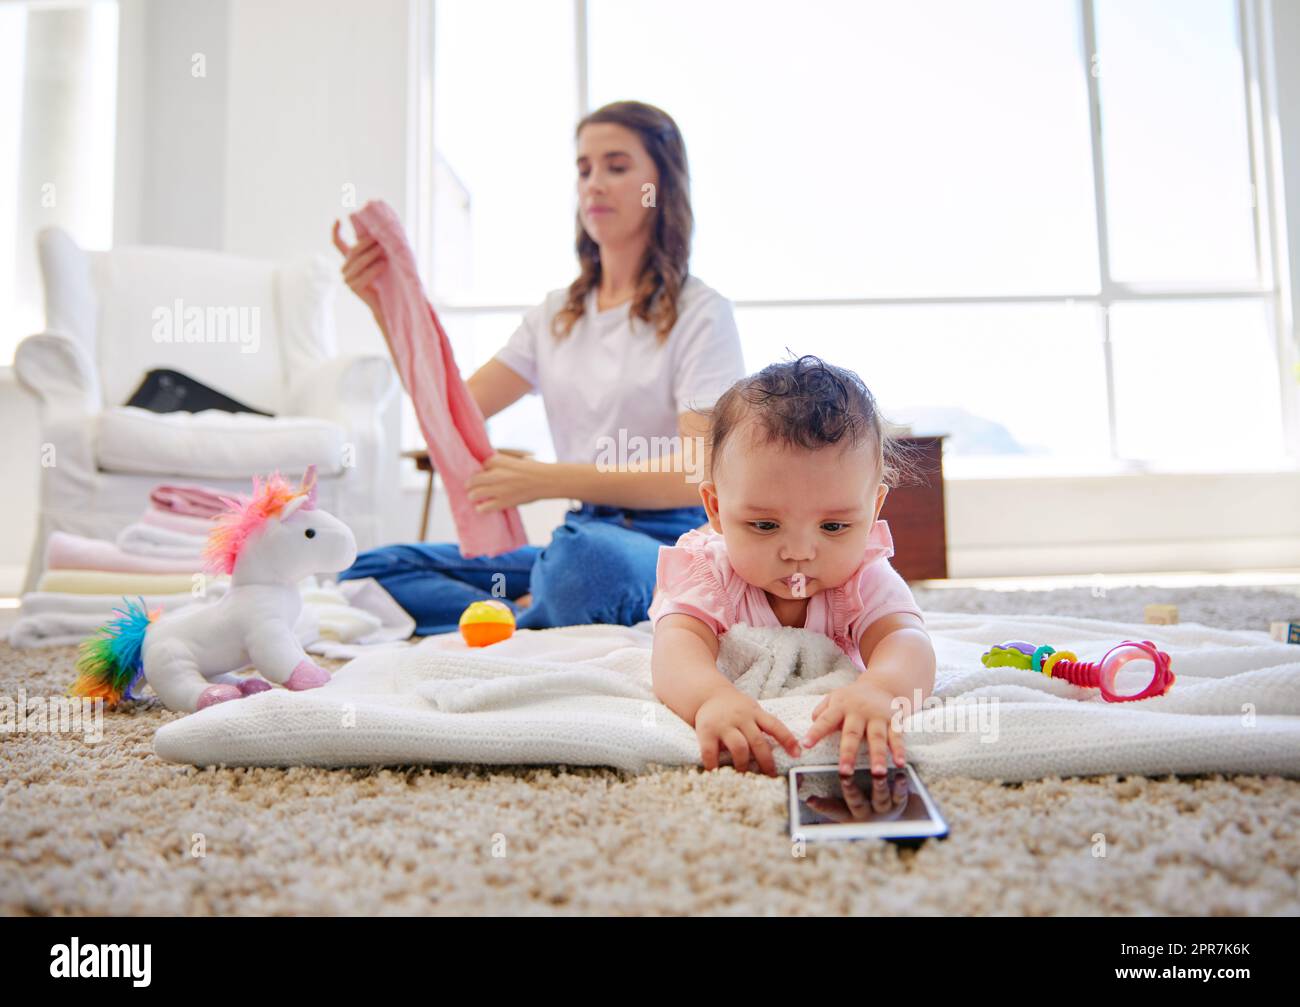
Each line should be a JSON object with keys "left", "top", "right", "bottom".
{"left": 650, "top": 613, "right": 733, "bottom": 724}
{"left": 858, "top": 613, "right": 937, "bottom": 706}
{"left": 653, "top": 614, "right": 803, "bottom": 775}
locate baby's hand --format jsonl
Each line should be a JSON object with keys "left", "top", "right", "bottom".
{"left": 802, "top": 679, "right": 906, "bottom": 777}
{"left": 694, "top": 687, "right": 801, "bottom": 777}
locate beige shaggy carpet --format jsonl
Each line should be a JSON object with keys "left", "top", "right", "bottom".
{"left": 2, "top": 582, "right": 1299, "bottom": 916}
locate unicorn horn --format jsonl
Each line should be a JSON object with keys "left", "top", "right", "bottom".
{"left": 300, "top": 464, "right": 318, "bottom": 508}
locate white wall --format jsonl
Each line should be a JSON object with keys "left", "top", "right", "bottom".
{"left": 222, "top": 0, "right": 409, "bottom": 267}
{"left": 947, "top": 469, "right": 1300, "bottom": 576}
{"left": 219, "top": 0, "right": 412, "bottom": 538}
{"left": 113, "top": 0, "right": 229, "bottom": 249}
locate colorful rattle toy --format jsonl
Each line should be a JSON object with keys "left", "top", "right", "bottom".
{"left": 981, "top": 639, "right": 1175, "bottom": 703}
{"left": 459, "top": 600, "right": 516, "bottom": 647}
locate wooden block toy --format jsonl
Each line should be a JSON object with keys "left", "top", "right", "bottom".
{"left": 1269, "top": 621, "right": 1300, "bottom": 645}
{"left": 1144, "top": 604, "right": 1179, "bottom": 625}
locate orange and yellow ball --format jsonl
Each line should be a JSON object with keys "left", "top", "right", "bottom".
{"left": 458, "top": 600, "right": 516, "bottom": 647}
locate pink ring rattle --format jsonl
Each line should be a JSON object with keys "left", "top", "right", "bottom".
{"left": 981, "top": 639, "right": 1175, "bottom": 703}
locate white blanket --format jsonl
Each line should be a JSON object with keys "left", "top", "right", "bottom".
{"left": 153, "top": 612, "right": 1300, "bottom": 781}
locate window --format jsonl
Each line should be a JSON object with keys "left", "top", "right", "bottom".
{"left": 1094, "top": 0, "right": 1257, "bottom": 285}
{"left": 423, "top": 0, "right": 1289, "bottom": 472}
{"left": 415, "top": 0, "right": 576, "bottom": 456}
{"left": 1109, "top": 299, "right": 1284, "bottom": 463}
{"left": 733, "top": 301, "right": 1112, "bottom": 461}
{"left": 0, "top": 0, "right": 119, "bottom": 365}
{"left": 588, "top": 0, "right": 1101, "bottom": 300}
{"left": 430, "top": 0, "right": 577, "bottom": 308}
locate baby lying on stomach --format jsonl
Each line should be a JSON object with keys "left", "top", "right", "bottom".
{"left": 649, "top": 355, "right": 937, "bottom": 777}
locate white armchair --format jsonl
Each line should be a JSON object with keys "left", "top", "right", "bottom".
{"left": 14, "top": 226, "right": 397, "bottom": 594}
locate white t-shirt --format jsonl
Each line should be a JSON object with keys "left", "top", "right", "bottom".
{"left": 493, "top": 275, "right": 747, "bottom": 465}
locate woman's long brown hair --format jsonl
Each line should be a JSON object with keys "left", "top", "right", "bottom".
{"left": 552, "top": 100, "right": 693, "bottom": 344}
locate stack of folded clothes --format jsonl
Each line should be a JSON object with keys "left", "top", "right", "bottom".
{"left": 11, "top": 483, "right": 231, "bottom": 648}
{"left": 116, "top": 483, "right": 230, "bottom": 558}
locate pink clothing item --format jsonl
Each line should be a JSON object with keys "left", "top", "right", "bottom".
{"left": 350, "top": 199, "right": 527, "bottom": 558}
{"left": 149, "top": 483, "right": 230, "bottom": 519}
{"left": 647, "top": 520, "right": 924, "bottom": 673}
{"left": 45, "top": 531, "right": 203, "bottom": 575}
{"left": 141, "top": 504, "right": 217, "bottom": 537}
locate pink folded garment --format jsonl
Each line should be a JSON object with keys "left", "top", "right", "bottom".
{"left": 140, "top": 503, "right": 217, "bottom": 536}
{"left": 45, "top": 531, "right": 204, "bottom": 575}
{"left": 149, "top": 483, "right": 231, "bottom": 519}
{"left": 350, "top": 199, "right": 528, "bottom": 558}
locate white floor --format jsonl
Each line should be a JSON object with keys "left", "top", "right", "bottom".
{"left": 0, "top": 565, "right": 23, "bottom": 599}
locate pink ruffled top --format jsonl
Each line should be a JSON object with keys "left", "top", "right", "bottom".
{"left": 647, "top": 520, "right": 924, "bottom": 673}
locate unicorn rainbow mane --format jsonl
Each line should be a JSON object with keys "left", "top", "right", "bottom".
{"left": 202, "top": 466, "right": 318, "bottom": 576}
{"left": 69, "top": 596, "right": 162, "bottom": 708}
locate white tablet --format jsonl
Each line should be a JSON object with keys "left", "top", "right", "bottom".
{"left": 788, "top": 763, "right": 949, "bottom": 844}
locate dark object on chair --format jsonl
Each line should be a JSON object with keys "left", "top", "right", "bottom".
{"left": 125, "top": 368, "right": 274, "bottom": 416}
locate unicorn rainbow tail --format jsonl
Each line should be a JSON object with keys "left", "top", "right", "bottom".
{"left": 69, "top": 597, "right": 161, "bottom": 709}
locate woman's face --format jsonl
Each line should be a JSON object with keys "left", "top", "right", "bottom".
{"left": 576, "top": 122, "right": 659, "bottom": 249}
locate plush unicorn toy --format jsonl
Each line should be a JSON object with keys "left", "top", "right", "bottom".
{"left": 70, "top": 465, "right": 357, "bottom": 713}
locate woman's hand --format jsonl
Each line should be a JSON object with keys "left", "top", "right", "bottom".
{"left": 331, "top": 219, "right": 387, "bottom": 320}
{"left": 802, "top": 677, "right": 907, "bottom": 777}
{"left": 466, "top": 452, "right": 557, "bottom": 511}
{"left": 694, "top": 686, "right": 801, "bottom": 777}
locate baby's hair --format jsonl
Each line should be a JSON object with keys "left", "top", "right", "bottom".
{"left": 703, "top": 354, "right": 924, "bottom": 489}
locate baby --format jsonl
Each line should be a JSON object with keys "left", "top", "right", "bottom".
{"left": 649, "top": 355, "right": 937, "bottom": 778}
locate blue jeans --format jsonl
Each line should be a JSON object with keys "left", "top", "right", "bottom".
{"left": 337, "top": 503, "right": 708, "bottom": 636}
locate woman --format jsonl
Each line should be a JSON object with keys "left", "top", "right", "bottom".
{"left": 330, "top": 100, "right": 745, "bottom": 635}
